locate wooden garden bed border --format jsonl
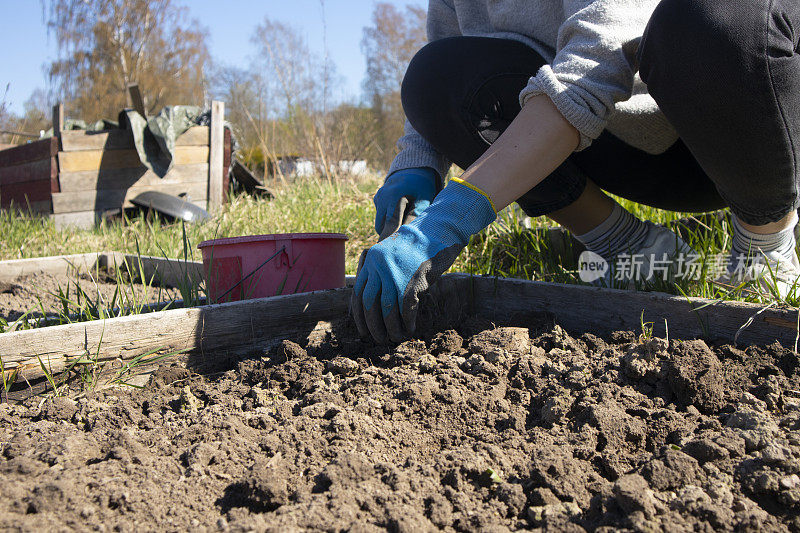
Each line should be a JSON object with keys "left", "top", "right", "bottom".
{"left": 0, "top": 253, "right": 798, "bottom": 386}
{"left": 0, "top": 251, "right": 203, "bottom": 287}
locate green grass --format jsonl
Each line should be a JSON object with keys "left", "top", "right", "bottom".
{"left": 0, "top": 174, "right": 796, "bottom": 312}
{"left": 32, "top": 344, "right": 187, "bottom": 397}
{"left": 0, "top": 177, "right": 378, "bottom": 275}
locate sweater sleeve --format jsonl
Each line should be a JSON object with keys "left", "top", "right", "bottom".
{"left": 426, "top": 0, "right": 461, "bottom": 41}
{"left": 519, "top": 0, "right": 657, "bottom": 151}
{"left": 386, "top": 0, "right": 460, "bottom": 180}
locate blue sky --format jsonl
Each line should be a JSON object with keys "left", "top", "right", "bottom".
{"left": 0, "top": 0, "right": 426, "bottom": 115}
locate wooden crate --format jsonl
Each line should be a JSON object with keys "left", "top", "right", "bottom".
{"left": 0, "top": 102, "right": 231, "bottom": 229}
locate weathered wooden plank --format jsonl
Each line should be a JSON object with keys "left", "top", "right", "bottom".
{"left": 60, "top": 130, "right": 134, "bottom": 152}
{"left": 126, "top": 83, "right": 146, "bottom": 117}
{"left": 0, "top": 253, "right": 104, "bottom": 284}
{"left": 462, "top": 274, "right": 799, "bottom": 348}
{"left": 230, "top": 159, "right": 275, "bottom": 198}
{"left": 58, "top": 146, "right": 209, "bottom": 172}
{"left": 52, "top": 103, "right": 64, "bottom": 140}
{"left": 111, "top": 254, "right": 205, "bottom": 289}
{"left": 52, "top": 200, "right": 208, "bottom": 229}
{"left": 0, "top": 137, "right": 58, "bottom": 168}
{"left": 0, "top": 285, "right": 351, "bottom": 381}
{"left": 51, "top": 182, "right": 208, "bottom": 214}
{"left": 51, "top": 211, "right": 99, "bottom": 230}
{"left": 1, "top": 179, "right": 53, "bottom": 207}
{"left": 0, "top": 157, "right": 57, "bottom": 188}
{"left": 223, "top": 126, "right": 231, "bottom": 201}
{"left": 58, "top": 163, "right": 209, "bottom": 192}
{"left": 208, "top": 101, "right": 225, "bottom": 211}
{"left": 60, "top": 126, "right": 210, "bottom": 152}
{"left": 179, "top": 127, "right": 211, "bottom": 146}
{"left": 0, "top": 251, "right": 202, "bottom": 289}
{"left": 0, "top": 270, "right": 797, "bottom": 388}
{"left": 58, "top": 149, "right": 138, "bottom": 172}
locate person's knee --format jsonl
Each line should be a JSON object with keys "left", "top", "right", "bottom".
{"left": 400, "top": 38, "right": 466, "bottom": 132}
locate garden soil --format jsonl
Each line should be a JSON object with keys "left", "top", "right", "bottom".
{"left": 0, "top": 271, "right": 180, "bottom": 322}
{"left": 0, "top": 315, "right": 799, "bottom": 531}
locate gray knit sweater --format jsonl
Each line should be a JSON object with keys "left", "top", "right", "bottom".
{"left": 388, "top": 0, "right": 678, "bottom": 179}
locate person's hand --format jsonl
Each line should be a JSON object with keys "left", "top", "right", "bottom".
{"left": 373, "top": 167, "right": 440, "bottom": 240}
{"left": 352, "top": 178, "right": 496, "bottom": 343}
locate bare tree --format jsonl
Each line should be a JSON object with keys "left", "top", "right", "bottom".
{"left": 250, "top": 18, "right": 328, "bottom": 118}
{"left": 0, "top": 84, "right": 14, "bottom": 145}
{"left": 361, "top": 3, "right": 427, "bottom": 170}
{"left": 213, "top": 14, "right": 388, "bottom": 182}
{"left": 44, "top": 0, "right": 210, "bottom": 121}
{"left": 209, "top": 64, "right": 265, "bottom": 149}
{"left": 18, "top": 90, "right": 51, "bottom": 135}
{"left": 250, "top": 17, "right": 348, "bottom": 179}
{"left": 0, "top": 87, "right": 51, "bottom": 145}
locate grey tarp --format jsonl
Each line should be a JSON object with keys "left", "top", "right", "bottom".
{"left": 50, "top": 106, "right": 208, "bottom": 177}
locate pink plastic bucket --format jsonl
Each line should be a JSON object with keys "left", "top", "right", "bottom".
{"left": 198, "top": 232, "right": 348, "bottom": 302}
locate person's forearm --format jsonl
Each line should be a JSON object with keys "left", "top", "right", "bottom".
{"left": 460, "top": 95, "right": 580, "bottom": 211}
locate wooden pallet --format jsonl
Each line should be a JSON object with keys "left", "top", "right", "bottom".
{"left": 0, "top": 252, "right": 798, "bottom": 393}
{"left": 0, "top": 102, "right": 232, "bottom": 229}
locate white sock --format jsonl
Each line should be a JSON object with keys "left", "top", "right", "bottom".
{"left": 574, "top": 203, "right": 649, "bottom": 261}
{"left": 732, "top": 212, "right": 798, "bottom": 262}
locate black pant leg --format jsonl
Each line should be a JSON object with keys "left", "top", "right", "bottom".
{"left": 640, "top": 0, "right": 800, "bottom": 225}
{"left": 570, "top": 134, "right": 726, "bottom": 213}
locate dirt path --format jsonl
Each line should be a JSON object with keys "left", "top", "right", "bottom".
{"left": 0, "top": 317, "right": 798, "bottom": 531}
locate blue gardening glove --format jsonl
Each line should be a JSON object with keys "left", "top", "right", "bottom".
{"left": 373, "top": 167, "right": 440, "bottom": 240}
{"left": 352, "top": 178, "right": 497, "bottom": 343}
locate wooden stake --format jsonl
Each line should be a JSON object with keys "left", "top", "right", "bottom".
{"left": 126, "top": 83, "right": 146, "bottom": 117}
{"left": 208, "top": 101, "right": 225, "bottom": 211}
{"left": 51, "top": 103, "right": 64, "bottom": 137}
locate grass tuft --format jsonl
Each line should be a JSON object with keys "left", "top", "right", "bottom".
{"left": 1, "top": 174, "right": 797, "bottom": 313}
